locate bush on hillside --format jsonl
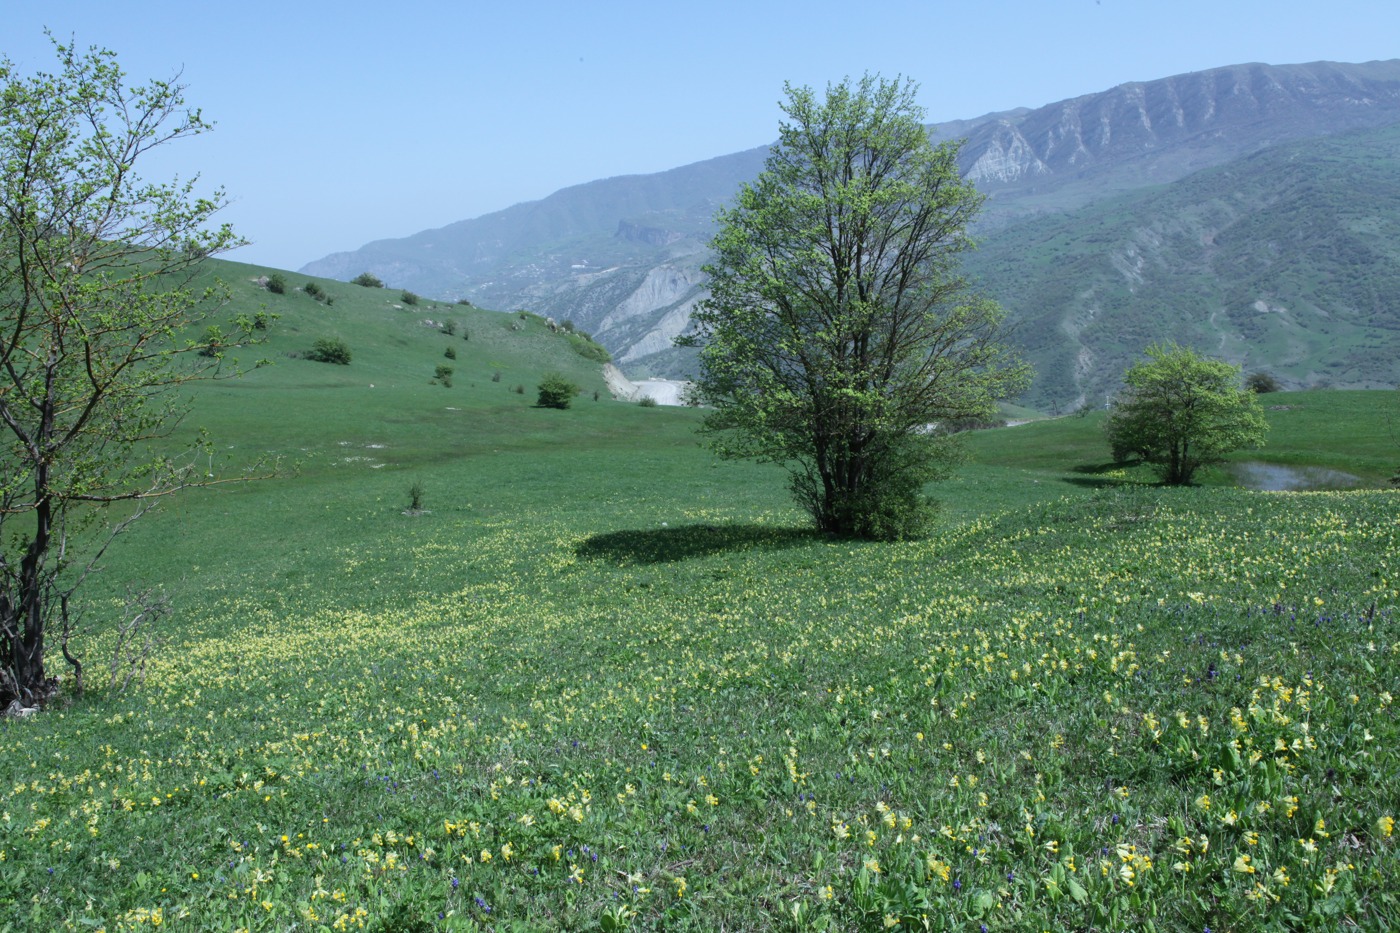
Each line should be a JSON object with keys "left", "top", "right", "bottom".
{"left": 434, "top": 364, "right": 454, "bottom": 387}
{"left": 1246, "top": 371, "right": 1283, "bottom": 393}
{"left": 401, "top": 291, "right": 420, "bottom": 306}
{"left": 351, "top": 272, "right": 383, "bottom": 288}
{"left": 306, "top": 337, "right": 352, "bottom": 365}
{"left": 304, "top": 281, "right": 325, "bottom": 301}
{"left": 265, "top": 273, "right": 286, "bottom": 295}
{"left": 537, "top": 373, "right": 581, "bottom": 409}
{"left": 441, "top": 320, "right": 457, "bottom": 336}
{"left": 444, "top": 346, "right": 456, "bottom": 360}
{"left": 637, "top": 395, "right": 658, "bottom": 407}
{"left": 567, "top": 333, "right": 611, "bottom": 363}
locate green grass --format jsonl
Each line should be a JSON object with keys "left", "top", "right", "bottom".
{"left": 1, "top": 274, "right": 1397, "bottom": 931}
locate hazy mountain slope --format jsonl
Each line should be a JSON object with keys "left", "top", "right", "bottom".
{"left": 968, "top": 123, "right": 1400, "bottom": 410}
{"left": 964, "top": 60, "right": 1400, "bottom": 218}
{"left": 303, "top": 59, "right": 1400, "bottom": 398}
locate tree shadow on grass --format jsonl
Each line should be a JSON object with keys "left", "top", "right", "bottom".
{"left": 576, "top": 523, "right": 822, "bottom": 565}
{"left": 1062, "top": 461, "right": 1140, "bottom": 489}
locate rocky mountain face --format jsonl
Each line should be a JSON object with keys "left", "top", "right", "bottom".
{"left": 302, "top": 59, "right": 1400, "bottom": 400}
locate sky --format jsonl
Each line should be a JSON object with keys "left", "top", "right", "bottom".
{"left": 6, "top": 1, "right": 1400, "bottom": 272}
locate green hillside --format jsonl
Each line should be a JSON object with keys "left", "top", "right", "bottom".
{"left": 968, "top": 124, "right": 1400, "bottom": 410}
{"left": 1, "top": 265, "right": 1397, "bottom": 930}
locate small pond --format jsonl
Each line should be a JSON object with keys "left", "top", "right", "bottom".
{"left": 1229, "top": 461, "right": 1363, "bottom": 491}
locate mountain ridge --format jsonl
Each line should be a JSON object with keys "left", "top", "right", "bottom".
{"left": 302, "top": 59, "right": 1400, "bottom": 402}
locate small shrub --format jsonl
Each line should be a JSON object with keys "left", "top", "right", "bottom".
{"left": 491, "top": 371, "right": 502, "bottom": 383}
{"left": 444, "top": 346, "right": 457, "bottom": 360}
{"left": 1246, "top": 371, "right": 1283, "bottom": 393}
{"left": 265, "top": 273, "right": 287, "bottom": 295}
{"left": 306, "top": 337, "right": 352, "bottom": 365}
{"left": 456, "top": 298, "right": 472, "bottom": 306}
{"left": 304, "top": 281, "right": 325, "bottom": 301}
{"left": 407, "top": 482, "right": 425, "bottom": 512}
{"left": 537, "top": 372, "right": 581, "bottom": 409}
{"left": 514, "top": 384, "right": 525, "bottom": 395}
{"left": 561, "top": 319, "right": 575, "bottom": 333}
{"left": 441, "top": 320, "right": 457, "bottom": 336}
{"left": 637, "top": 395, "right": 658, "bottom": 407}
{"left": 351, "top": 272, "right": 383, "bottom": 288}
{"left": 401, "top": 291, "right": 420, "bottom": 306}
{"left": 434, "top": 364, "right": 454, "bottom": 387}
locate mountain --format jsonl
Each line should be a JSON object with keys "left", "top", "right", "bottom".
{"left": 967, "top": 123, "right": 1400, "bottom": 409}
{"left": 302, "top": 59, "right": 1400, "bottom": 404}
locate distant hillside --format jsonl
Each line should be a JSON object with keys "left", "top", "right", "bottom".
{"left": 970, "top": 123, "right": 1400, "bottom": 409}
{"left": 302, "top": 59, "right": 1400, "bottom": 402}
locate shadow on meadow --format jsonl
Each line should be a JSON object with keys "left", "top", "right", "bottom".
{"left": 1062, "top": 461, "right": 1139, "bottom": 489}
{"left": 575, "top": 523, "right": 821, "bottom": 564}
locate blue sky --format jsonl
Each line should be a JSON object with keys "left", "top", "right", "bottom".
{"left": 7, "top": 1, "right": 1400, "bottom": 271}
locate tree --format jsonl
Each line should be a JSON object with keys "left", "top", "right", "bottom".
{"left": 681, "top": 75, "right": 1029, "bottom": 539}
{"left": 536, "top": 372, "right": 580, "bottom": 409}
{"left": 1105, "top": 344, "right": 1268, "bottom": 485}
{"left": 0, "top": 37, "right": 259, "bottom": 708}
{"left": 351, "top": 272, "right": 383, "bottom": 288}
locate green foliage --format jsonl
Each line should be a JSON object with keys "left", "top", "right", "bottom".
{"left": 536, "top": 372, "right": 580, "bottom": 409}
{"left": 400, "top": 290, "right": 420, "bottom": 306}
{"left": 197, "top": 324, "right": 226, "bottom": 358}
{"left": 306, "top": 337, "right": 352, "bottom": 365}
{"left": 0, "top": 35, "right": 255, "bottom": 706}
{"left": 685, "top": 74, "right": 1029, "bottom": 538}
{"left": 407, "top": 481, "right": 425, "bottom": 512}
{"left": 566, "top": 331, "right": 611, "bottom": 363}
{"left": 303, "top": 280, "right": 325, "bottom": 301}
{"left": 1246, "top": 371, "right": 1283, "bottom": 393}
{"left": 265, "top": 272, "right": 287, "bottom": 294}
{"left": 636, "top": 395, "right": 658, "bottom": 407}
{"left": 441, "top": 320, "right": 457, "bottom": 336}
{"left": 443, "top": 346, "right": 456, "bottom": 360}
{"left": 351, "top": 272, "right": 383, "bottom": 288}
{"left": 434, "top": 363, "right": 453, "bottom": 387}
{"left": 1106, "top": 344, "right": 1268, "bottom": 484}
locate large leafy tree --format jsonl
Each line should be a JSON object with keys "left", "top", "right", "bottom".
{"left": 682, "top": 75, "right": 1029, "bottom": 539}
{"left": 1105, "top": 343, "right": 1268, "bottom": 485}
{"left": 0, "top": 37, "right": 259, "bottom": 708}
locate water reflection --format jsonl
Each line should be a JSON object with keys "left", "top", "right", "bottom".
{"left": 1230, "top": 461, "right": 1362, "bottom": 491}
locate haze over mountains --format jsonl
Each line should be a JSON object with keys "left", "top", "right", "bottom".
{"left": 303, "top": 60, "right": 1400, "bottom": 409}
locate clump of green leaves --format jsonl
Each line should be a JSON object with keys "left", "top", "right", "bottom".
{"left": 1106, "top": 343, "right": 1267, "bottom": 484}
{"left": 401, "top": 291, "right": 420, "bottom": 306}
{"left": 536, "top": 373, "right": 579, "bottom": 409}
{"left": 434, "top": 364, "right": 453, "bottom": 387}
{"left": 351, "top": 272, "right": 383, "bottom": 288}
{"left": 265, "top": 273, "right": 287, "bottom": 294}
{"left": 306, "top": 338, "right": 352, "bottom": 365}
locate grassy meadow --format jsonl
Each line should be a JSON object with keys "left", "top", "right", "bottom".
{"left": 0, "top": 263, "right": 1397, "bottom": 931}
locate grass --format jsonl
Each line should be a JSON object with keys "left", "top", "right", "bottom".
{"left": 0, "top": 270, "right": 1396, "bottom": 931}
